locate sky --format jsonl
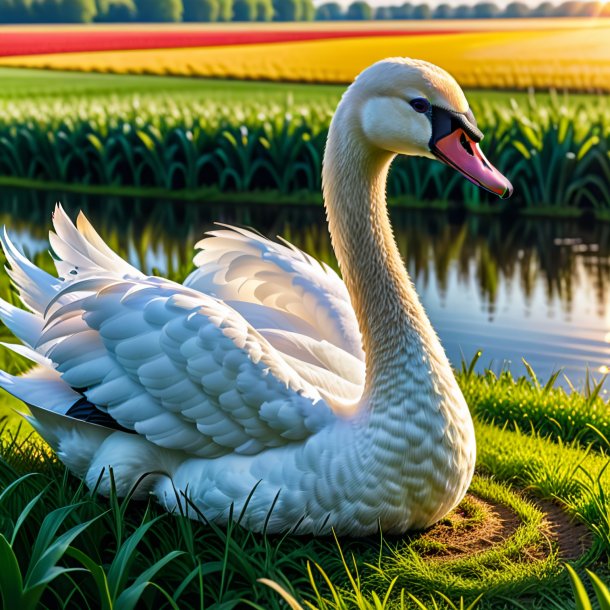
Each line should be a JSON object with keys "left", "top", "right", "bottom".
{"left": 319, "top": 0, "right": 594, "bottom": 7}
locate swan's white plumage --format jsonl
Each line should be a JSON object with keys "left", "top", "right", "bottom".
{"left": 40, "top": 258, "right": 337, "bottom": 455}
{"left": 0, "top": 58, "right": 479, "bottom": 535}
{"left": 186, "top": 227, "right": 365, "bottom": 358}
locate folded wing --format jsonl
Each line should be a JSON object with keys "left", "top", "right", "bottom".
{"left": 184, "top": 226, "right": 365, "bottom": 405}
{"left": 0, "top": 206, "right": 340, "bottom": 458}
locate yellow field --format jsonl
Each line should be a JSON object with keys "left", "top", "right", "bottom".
{"left": 1, "top": 20, "right": 609, "bottom": 91}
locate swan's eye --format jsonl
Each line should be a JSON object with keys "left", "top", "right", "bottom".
{"left": 409, "top": 98, "right": 431, "bottom": 113}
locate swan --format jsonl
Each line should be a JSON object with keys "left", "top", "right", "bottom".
{"left": 0, "top": 58, "right": 512, "bottom": 536}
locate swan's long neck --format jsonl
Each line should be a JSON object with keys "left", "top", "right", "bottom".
{"left": 323, "top": 102, "right": 455, "bottom": 414}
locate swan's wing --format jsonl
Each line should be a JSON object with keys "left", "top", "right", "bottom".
{"left": 0, "top": 207, "right": 338, "bottom": 457}
{"left": 36, "top": 276, "right": 336, "bottom": 457}
{"left": 184, "top": 226, "right": 364, "bottom": 362}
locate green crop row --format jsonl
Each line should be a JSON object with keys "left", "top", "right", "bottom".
{"left": 0, "top": 93, "right": 608, "bottom": 211}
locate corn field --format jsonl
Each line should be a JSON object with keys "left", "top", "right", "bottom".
{"left": 0, "top": 93, "right": 608, "bottom": 211}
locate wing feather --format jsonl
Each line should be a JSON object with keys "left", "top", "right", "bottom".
{"left": 185, "top": 226, "right": 364, "bottom": 360}
{"left": 184, "top": 226, "right": 365, "bottom": 405}
{"left": 0, "top": 207, "right": 356, "bottom": 459}
{"left": 41, "top": 275, "right": 335, "bottom": 457}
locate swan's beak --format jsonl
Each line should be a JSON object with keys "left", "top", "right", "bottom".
{"left": 429, "top": 107, "right": 513, "bottom": 199}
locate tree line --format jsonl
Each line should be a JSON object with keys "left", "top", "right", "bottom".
{"left": 0, "top": 0, "right": 608, "bottom": 23}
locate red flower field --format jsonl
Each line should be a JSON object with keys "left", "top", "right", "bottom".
{"left": 0, "top": 28, "right": 468, "bottom": 58}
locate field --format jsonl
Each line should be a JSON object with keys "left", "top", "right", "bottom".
{"left": 0, "top": 20, "right": 608, "bottom": 92}
{"left": 0, "top": 68, "right": 607, "bottom": 216}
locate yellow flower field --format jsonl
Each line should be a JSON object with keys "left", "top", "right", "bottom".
{"left": 0, "top": 20, "right": 608, "bottom": 91}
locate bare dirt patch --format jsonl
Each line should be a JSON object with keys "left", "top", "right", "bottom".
{"left": 414, "top": 494, "right": 520, "bottom": 559}
{"left": 536, "top": 499, "right": 592, "bottom": 561}
{"left": 415, "top": 492, "right": 591, "bottom": 562}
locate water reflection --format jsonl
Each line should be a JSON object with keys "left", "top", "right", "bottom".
{"left": 1, "top": 187, "right": 609, "bottom": 388}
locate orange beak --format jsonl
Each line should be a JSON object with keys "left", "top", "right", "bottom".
{"left": 433, "top": 129, "right": 513, "bottom": 199}
{"left": 429, "top": 106, "right": 513, "bottom": 200}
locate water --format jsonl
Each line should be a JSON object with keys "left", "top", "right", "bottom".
{"left": 2, "top": 187, "right": 609, "bottom": 390}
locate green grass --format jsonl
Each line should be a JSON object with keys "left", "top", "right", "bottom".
{"left": 2, "top": 334, "right": 610, "bottom": 607}
{"left": 1, "top": 403, "right": 608, "bottom": 608}
{"left": 0, "top": 68, "right": 601, "bottom": 106}
{"left": 0, "top": 68, "right": 345, "bottom": 103}
{"left": 459, "top": 353, "right": 610, "bottom": 452}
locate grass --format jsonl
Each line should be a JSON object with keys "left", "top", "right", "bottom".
{"left": 0, "top": 400, "right": 608, "bottom": 608}
{"left": 0, "top": 68, "right": 345, "bottom": 104}
{"left": 1, "top": 336, "right": 610, "bottom": 608}
{"left": 459, "top": 353, "right": 610, "bottom": 452}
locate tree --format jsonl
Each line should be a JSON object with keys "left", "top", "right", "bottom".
{"left": 301, "top": 0, "right": 314, "bottom": 20}
{"left": 346, "top": 0, "right": 371, "bottom": 19}
{"left": 411, "top": 3, "right": 431, "bottom": 18}
{"left": 531, "top": 0, "right": 553, "bottom": 16}
{"left": 578, "top": 1, "right": 602, "bottom": 16}
{"left": 256, "top": 0, "right": 273, "bottom": 20}
{"left": 453, "top": 3, "right": 473, "bottom": 17}
{"left": 183, "top": 0, "right": 219, "bottom": 20}
{"left": 503, "top": 1, "right": 529, "bottom": 17}
{"left": 0, "top": 0, "right": 32, "bottom": 22}
{"left": 62, "top": 0, "right": 97, "bottom": 20}
{"left": 374, "top": 5, "right": 392, "bottom": 19}
{"left": 434, "top": 3, "right": 453, "bottom": 18}
{"left": 233, "top": 0, "right": 256, "bottom": 19}
{"left": 315, "top": 1, "right": 342, "bottom": 19}
{"left": 33, "top": 0, "right": 96, "bottom": 21}
{"left": 472, "top": 1, "right": 500, "bottom": 18}
{"left": 32, "top": 0, "right": 60, "bottom": 22}
{"left": 554, "top": 0, "right": 583, "bottom": 16}
{"left": 95, "top": 0, "right": 136, "bottom": 21}
{"left": 134, "top": 0, "right": 183, "bottom": 21}
{"left": 217, "top": 0, "right": 232, "bottom": 20}
{"left": 273, "top": 0, "right": 301, "bottom": 20}
{"left": 391, "top": 3, "right": 412, "bottom": 18}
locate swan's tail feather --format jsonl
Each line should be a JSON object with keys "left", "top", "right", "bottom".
{"left": 0, "top": 341, "right": 53, "bottom": 368}
{"left": 0, "top": 228, "right": 61, "bottom": 314}
{"left": 50, "top": 204, "right": 142, "bottom": 279}
{"left": 0, "top": 297, "right": 44, "bottom": 348}
{"left": 0, "top": 206, "right": 143, "bottom": 424}
{"left": 0, "top": 365, "right": 80, "bottom": 415}
{"left": 26, "top": 403, "right": 116, "bottom": 481}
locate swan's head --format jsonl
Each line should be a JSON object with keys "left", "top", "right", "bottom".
{"left": 343, "top": 58, "right": 513, "bottom": 199}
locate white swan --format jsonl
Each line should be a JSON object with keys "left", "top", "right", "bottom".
{"left": 0, "top": 58, "right": 512, "bottom": 536}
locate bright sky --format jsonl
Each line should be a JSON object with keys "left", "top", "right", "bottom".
{"left": 320, "top": 0, "right": 592, "bottom": 7}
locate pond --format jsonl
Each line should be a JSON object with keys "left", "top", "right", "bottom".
{"left": 2, "top": 186, "right": 609, "bottom": 391}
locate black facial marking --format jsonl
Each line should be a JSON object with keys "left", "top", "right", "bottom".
{"left": 460, "top": 133, "right": 475, "bottom": 156}
{"left": 428, "top": 105, "right": 484, "bottom": 147}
